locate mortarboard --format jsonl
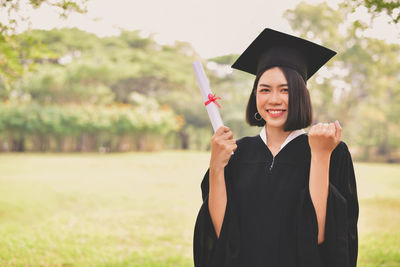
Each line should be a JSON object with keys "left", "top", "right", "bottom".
{"left": 231, "top": 28, "right": 336, "bottom": 82}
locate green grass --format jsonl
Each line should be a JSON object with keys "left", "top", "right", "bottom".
{"left": 0, "top": 152, "right": 399, "bottom": 266}
{"left": 355, "top": 163, "right": 400, "bottom": 267}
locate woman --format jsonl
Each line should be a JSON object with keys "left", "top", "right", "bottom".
{"left": 193, "top": 28, "right": 359, "bottom": 267}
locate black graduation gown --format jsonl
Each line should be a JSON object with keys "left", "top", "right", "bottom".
{"left": 193, "top": 134, "right": 358, "bottom": 267}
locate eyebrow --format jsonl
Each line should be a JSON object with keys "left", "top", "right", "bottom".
{"left": 259, "top": 83, "right": 288, "bottom": 88}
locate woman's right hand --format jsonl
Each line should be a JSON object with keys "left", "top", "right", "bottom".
{"left": 210, "top": 126, "right": 237, "bottom": 171}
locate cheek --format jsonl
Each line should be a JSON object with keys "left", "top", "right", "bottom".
{"left": 255, "top": 94, "right": 262, "bottom": 107}
{"left": 256, "top": 94, "right": 266, "bottom": 105}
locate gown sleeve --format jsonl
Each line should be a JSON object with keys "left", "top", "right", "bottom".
{"left": 193, "top": 157, "right": 240, "bottom": 267}
{"left": 297, "top": 142, "right": 359, "bottom": 267}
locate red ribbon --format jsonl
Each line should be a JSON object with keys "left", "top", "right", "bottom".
{"left": 204, "top": 93, "right": 221, "bottom": 108}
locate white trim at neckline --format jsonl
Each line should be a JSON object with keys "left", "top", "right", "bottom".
{"left": 259, "top": 126, "right": 306, "bottom": 152}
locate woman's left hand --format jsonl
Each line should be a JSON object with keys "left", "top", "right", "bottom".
{"left": 308, "top": 120, "right": 342, "bottom": 155}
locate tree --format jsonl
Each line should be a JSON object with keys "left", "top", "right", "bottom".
{"left": 0, "top": 0, "right": 88, "bottom": 88}
{"left": 343, "top": 0, "right": 400, "bottom": 25}
{"left": 1, "top": 28, "right": 211, "bottom": 151}
{"left": 284, "top": 2, "right": 400, "bottom": 162}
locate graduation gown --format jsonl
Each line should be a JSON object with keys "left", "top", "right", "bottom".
{"left": 193, "top": 133, "right": 358, "bottom": 267}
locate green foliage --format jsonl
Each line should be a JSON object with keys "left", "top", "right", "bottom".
{"left": 0, "top": 27, "right": 207, "bottom": 150}
{"left": 284, "top": 2, "right": 400, "bottom": 161}
{"left": 0, "top": 102, "right": 180, "bottom": 152}
{"left": 345, "top": 0, "right": 400, "bottom": 24}
{"left": 1, "top": 2, "right": 400, "bottom": 157}
{"left": 0, "top": 27, "right": 214, "bottom": 151}
{"left": 0, "top": 0, "right": 88, "bottom": 87}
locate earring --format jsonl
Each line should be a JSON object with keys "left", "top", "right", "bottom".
{"left": 254, "top": 112, "right": 262, "bottom": 121}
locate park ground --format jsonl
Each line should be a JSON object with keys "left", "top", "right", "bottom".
{"left": 0, "top": 151, "right": 399, "bottom": 266}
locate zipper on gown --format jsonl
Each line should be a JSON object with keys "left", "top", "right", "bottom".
{"left": 269, "top": 157, "right": 275, "bottom": 171}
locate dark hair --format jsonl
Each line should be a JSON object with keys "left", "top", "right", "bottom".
{"left": 245, "top": 66, "right": 312, "bottom": 131}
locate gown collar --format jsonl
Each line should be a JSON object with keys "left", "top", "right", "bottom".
{"left": 259, "top": 126, "right": 306, "bottom": 152}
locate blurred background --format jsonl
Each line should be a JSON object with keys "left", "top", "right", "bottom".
{"left": 0, "top": 0, "right": 399, "bottom": 266}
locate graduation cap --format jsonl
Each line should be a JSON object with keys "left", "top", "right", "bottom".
{"left": 231, "top": 28, "right": 336, "bottom": 82}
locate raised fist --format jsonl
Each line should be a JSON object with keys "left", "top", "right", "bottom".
{"left": 308, "top": 120, "right": 342, "bottom": 155}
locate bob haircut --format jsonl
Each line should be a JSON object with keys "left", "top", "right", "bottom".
{"left": 245, "top": 66, "right": 312, "bottom": 131}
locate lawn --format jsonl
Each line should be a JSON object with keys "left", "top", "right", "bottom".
{"left": 0, "top": 151, "right": 399, "bottom": 266}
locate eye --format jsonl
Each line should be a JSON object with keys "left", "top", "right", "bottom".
{"left": 259, "top": 88, "right": 270, "bottom": 92}
{"left": 281, "top": 88, "right": 289, "bottom": 93}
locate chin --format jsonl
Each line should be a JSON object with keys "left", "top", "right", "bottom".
{"left": 265, "top": 120, "right": 286, "bottom": 129}
{"left": 267, "top": 115, "right": 287, "bottom": 126}
{"left": 267, "top": 125, "right": 285, "bottom": 130}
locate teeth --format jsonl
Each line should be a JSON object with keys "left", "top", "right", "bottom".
{"left": 269, "top": 110, "right": 284, "bottom": 114}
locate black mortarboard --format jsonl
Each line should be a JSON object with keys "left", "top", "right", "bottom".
{"left": 231, "top": 28, "right": 336, "bottom": 81}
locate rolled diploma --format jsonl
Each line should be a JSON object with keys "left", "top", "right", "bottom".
{"left": 192, "top": 61, "right": 224, "bottom": 132}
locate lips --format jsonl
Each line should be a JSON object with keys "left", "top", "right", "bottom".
{"left": 266, "top": 109, "right": 286, "bottom": 118}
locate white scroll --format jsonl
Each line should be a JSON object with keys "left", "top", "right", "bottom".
{"left": 192, "top": 61, "right": 224, "bottom": 133}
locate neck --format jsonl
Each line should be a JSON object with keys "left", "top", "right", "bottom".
{"left": 265, "top": 125, "right": 291, "bottom": 147}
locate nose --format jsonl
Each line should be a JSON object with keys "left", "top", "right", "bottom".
{"left": 269, "top": 90, "right": 281, "bottom": 104}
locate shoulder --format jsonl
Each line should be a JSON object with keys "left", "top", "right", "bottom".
{"left": 236, "top": 135, "right": 260, "bottom": 147}
{"left": 331, "top": 140, "right": 354, "bottom": 167}
{"left": 332, "top": 141, "right": 351, "bottom": 156}
{"left": 230, "top": 135, "right": 263, "bottom": 162}
{"left": 235, "top": 135, "right": 262, "bottom": 153}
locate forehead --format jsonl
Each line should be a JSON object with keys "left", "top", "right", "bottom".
{"left": 258, "top": 67, "right": 287, "bottom": 85}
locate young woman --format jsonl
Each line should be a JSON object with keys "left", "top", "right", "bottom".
{"left": 193, "top": 28, "right": 359, "bottom": 267}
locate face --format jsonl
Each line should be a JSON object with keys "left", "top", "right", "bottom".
{"left": 256, "top": 67, "right": 289, "bottom": 131}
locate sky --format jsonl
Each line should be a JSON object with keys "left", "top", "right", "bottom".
{"left": 14, "top": 0, "right": 400, "bottom": 58}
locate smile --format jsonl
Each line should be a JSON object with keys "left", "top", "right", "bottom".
{"left": 267, "top": 109, "right": 286, "bottom": 118}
